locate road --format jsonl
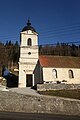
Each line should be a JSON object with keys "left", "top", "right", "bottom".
{"left": 0, "top": 111, "right": 80, "bottom": 120}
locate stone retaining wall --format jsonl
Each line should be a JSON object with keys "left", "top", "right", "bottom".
{"left": 37, "top": 84, "right": 80, "bottom": 91}
{"left": 0, "top": 91, "right": 80, "bottom": 116}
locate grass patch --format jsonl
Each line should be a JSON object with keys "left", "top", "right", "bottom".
{"left": 38, "top": 89, "right": 80, "bottom": 100}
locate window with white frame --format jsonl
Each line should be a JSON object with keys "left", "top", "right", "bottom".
{"left": 68, "top": 69, "right": 74, "bottom": 78}
{"left": 27, "top": 38, "right": 32, "bottom": 46}
{"left": 52, "top": 69, "right": 58, "bottom": 79}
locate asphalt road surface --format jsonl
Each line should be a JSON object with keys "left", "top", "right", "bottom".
{"left": 0, "top": 111, "right": 80, "bottom": 120}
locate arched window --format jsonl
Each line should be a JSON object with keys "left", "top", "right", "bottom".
{"left": 27, "top": 38, "right": 32, "bottom": 46}
{"left": 68, "top": 70, "right": 74, "bottom": 78}
{"left": 52, "top": 69, "right": 58, "bottom": 79}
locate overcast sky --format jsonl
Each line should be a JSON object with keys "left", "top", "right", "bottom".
{"left": 0, "top": 0, "right": 80, "bottom": 45}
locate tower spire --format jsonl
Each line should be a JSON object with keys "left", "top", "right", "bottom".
{"left": 27, "top": 17, "right": 31, "bottom": 26}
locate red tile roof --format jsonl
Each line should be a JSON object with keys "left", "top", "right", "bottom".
{"left": 39, "top": 55, "right": 80, "bottom": 68}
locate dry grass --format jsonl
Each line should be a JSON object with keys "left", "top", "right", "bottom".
{"left": 38, "top": 89, "right": 80, "bottom": 100}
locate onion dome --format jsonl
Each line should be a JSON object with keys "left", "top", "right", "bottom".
{"left": 22, "top": 19, "right": 36, "bottom": 32}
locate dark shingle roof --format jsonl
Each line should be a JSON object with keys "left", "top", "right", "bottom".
{"left": 39, "top": 55, "right": 80, "bottom": 68}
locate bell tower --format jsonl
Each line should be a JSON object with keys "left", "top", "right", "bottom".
{"left": 19, "top": 20, "right": 38, "bottom": 87}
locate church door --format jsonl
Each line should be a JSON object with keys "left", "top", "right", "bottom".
{"left": 26, "top": 74, "right": 32, "bottom": 87}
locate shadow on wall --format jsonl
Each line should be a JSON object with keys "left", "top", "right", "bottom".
{"left": 33, "top": 60, "right": 43, "bottom": 86}
{"left": 2, "top": 66, "right": 18, "bottom": 88}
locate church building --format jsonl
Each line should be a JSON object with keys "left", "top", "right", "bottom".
{"left": 19, "top": 20, "right": 42, "bottom": 87}
{"left": 19, "top": 20, "right": 80, "bottom": 87}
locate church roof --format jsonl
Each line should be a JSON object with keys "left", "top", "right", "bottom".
{"left": 39, "top": 55, "right": 80, "bottom": 68}
{"left": 22, "top": 19, "right": 36, "bottom": 32}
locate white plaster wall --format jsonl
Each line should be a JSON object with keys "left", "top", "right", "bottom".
{"left": 19, "top": 63, "right": 38, "bottom": 87}
{"left": 19, "top": 64, "right": 26, "bottom": 87}
{"left": 20, "top": 47, "right": 38, "bottom": 59}
{"left": 19, "top": 59, "right": 38, "bottom": 63}
{"left": 19, "top": 30, "right": 38, "bottom": 87}
{"left": 43, "top": 67, "right": 80, "bottom": 84}
{"left": 21, "top": 64, "right": 37, "bottom": 71}
{"left": 21, "top": 31, "right": 38, "bottom": 46}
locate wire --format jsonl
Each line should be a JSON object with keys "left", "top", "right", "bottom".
{"left": 0, "top": 23, "right": 80, "bottom": 44}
